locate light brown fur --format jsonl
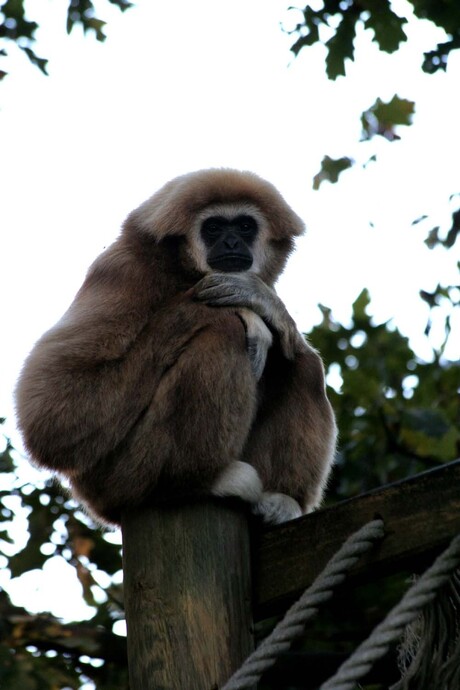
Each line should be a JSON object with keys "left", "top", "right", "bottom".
{"left": 15, "top": 168, "right": 336, "bottom": 525}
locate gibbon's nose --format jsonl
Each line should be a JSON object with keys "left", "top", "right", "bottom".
{"left": 224, "top": 232, "right": 240, "bottom": 250}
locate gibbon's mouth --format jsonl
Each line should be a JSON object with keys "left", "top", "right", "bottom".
{"left": 208, "top": 255, "right": 253, "bottom": 273}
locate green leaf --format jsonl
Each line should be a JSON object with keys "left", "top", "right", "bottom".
{"left": 325, "top": 11, "right": 357, "bottom": 79}
{"left": 84, "top": 17, "right": 108, "bottom": 42}
{"left": 19, "top": 47, "right": 48, "bottom": 75}
{"left": 108, "top": 0, "right": 133, "bottom": 10}
{"left": 0, "top": 0, "right": 133, "bottom": 81}
{"left": 1, "top": 0, "right": 39, "bottom": 41}
{"left": 425, "top": 209, "right": 460, "bottom": 249}
{"left": 289, "top": 6, "right": 320, "bottom": 56}
{"left": 361, "top": 95, "right": 415, "bottom": 141}
{"left": 0, "top": 444, "right": 14, "bottom": 473}
{"left": 363, "top": 0, "right": 408, "bottom": 53}
{"left": 413, "top": 0, "right": 460, "bottom": 73}
{"left": 352, "top": 288, "right": 371, "bottom": 322}
{"left": 313, "top": 155, "right": 354, "bottom": 189}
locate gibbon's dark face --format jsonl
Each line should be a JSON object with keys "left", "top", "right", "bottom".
{"left": 201, "top": 215, "right": 258, "bottom": 272}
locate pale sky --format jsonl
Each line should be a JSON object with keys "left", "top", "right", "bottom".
{"left": 0, "top": 0, "right": 459, "bottom": 622}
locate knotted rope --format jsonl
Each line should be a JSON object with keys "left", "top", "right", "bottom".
{"left": 222, "top": 518, "right": 385, "bottom": 690}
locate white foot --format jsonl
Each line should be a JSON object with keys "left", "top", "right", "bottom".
{"left": 211, "top": 461, "right": 263, "bottom": 503}
{"left": 252, "top": 492, "right": 302, "bottom": 524}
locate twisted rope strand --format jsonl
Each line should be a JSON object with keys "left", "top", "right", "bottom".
{"left": 221, "top": 518, "right": 385, "bottom": 690}
{"left": 320, "top": 533, "right": 460, "bottom": 690}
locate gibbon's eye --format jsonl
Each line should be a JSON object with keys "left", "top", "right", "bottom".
{"left": 202, "top": 217, "right": 225, "bottom": 239}
{"left": 237, "top": 216, "right": 257, "bottom": 237}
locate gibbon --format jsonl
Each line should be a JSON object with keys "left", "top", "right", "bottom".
{"left": 15, "top": 169, "right": 337, "bottom": 525}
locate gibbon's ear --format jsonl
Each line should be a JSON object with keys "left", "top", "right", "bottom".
{"left": 123, "top": 168, "right": 305, "bottom": 242}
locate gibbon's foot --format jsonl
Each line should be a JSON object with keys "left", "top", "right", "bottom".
{"left": 252, "top": 492, "right": 302, "bottom": 524}
{"left": 211, "top": 460, "right": 263, "bottom": 503}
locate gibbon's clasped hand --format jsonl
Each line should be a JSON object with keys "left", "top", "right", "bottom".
{"left": 16, "top": 169, "right": 337, "bottom": 526}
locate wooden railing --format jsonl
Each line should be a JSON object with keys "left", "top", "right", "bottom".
{"left": 122, "top": 459, "right": 460, "bottom": 689}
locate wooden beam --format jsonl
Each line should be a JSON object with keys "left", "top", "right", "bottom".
{"left": 253, "top": 459, "right": 460, "bottom": 618}
{"left": 122, "top": 501, "right": 254, "bottom": 690}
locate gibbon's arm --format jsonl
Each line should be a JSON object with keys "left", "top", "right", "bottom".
{"left": 16, "top": 264, "right": 210, "bottom": 474}
{"left": 236, "top": 308, "right": 273, "bottom": 381}
{"left": 194, "top": 272, "right": 306, "bottom": 360}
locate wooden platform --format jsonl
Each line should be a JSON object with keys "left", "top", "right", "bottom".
{"left": 253, "top": 459, "right": 460, "bottom": 618}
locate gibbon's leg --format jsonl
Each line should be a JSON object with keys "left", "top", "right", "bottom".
{"left": 228, "top": 309, "right": 303, "bottom": 525}
{"left": 71, "top": 309, "right": 263, "bottom": 523}
{"left": 243, "top": 346, "right": 337, "bottom": 520}
{"left": 195, "top": 275, "right": 336, "bottom": 523}
{"left": 150, "top": 312, "right": 262, "bottom": 501}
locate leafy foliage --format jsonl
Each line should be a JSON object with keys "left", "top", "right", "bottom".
{"left": 324, "top": 8, "right": 358, "bottom": 80}
{"left": 312, "top": 155, "right": 354, "bottom": 190}
{"left": 360, "top": 95, "right": 415, "bottom": 142}
{"left": 411, "top": 0, "right": 460, "bottom": 73}
{"left": 423, "top": 199, "right": 460, "bottom": 250}
{"left": 0, "top": 0, "right": 133, "bottom": 80}
{"left": 313, "top": 95, "right": 415, "bottom": 186}
{"left": 414, "top": 198, "right": 460, "bottom": 257}
{"left": 288, "top": 0, "right": 460, "bottom": 79}
{"left": 308, "top": 290, "right": 459, "bottom": 502}
{"left": 289, "top": 0, "right": 408, "bottom": 80}
{"left": 313, "top": 94, "right": 415, "bottom": 185}
{"left": 290, "top": 2, "right": 460, "bottom": 196}
{"left": 0, "top": 425, "right": 127, "bottom": 689}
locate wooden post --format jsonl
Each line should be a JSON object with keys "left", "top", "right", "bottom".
{"left": 122, "top": 500, "right": 254, "bottom": 690}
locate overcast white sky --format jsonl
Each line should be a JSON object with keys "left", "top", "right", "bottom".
{"left": 0, "top": 0, "right": 459, "bottom": 622}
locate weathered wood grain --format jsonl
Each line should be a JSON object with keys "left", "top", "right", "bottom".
{"left": 253, "top": 460, "right": 460, "bottom": 618}
{"left": 122, "top": 500, "right": 254, "bottom": 690}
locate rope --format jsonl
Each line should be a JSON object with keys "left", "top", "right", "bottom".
{"left": 221, "top": 518, "right": 385, "bottom": 690}
{"left": 319, "top": 533, "right": 460, "bottom": 690}
{"left": 390, "top": 568, "right": 460, "bottom": 689}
